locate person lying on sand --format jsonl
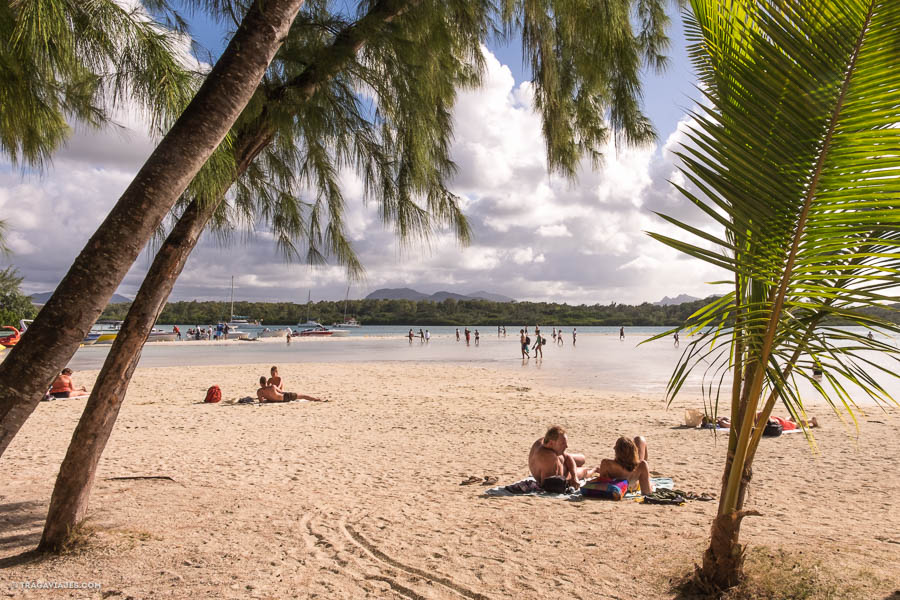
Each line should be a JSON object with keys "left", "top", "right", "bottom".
{"left": 528, "top": 425, "right": 591, "bottom": 491}
{"left": 585, "top": 436, "right": 653, "bottom": 495}
{"left": 707, "top": 414, "right": 819, "bottom": 430}
{"left": 48, "top": 368, "right": 89, "bottom": 399}
{"left": 256, "top": 376, "right": 324, "bottom": 403}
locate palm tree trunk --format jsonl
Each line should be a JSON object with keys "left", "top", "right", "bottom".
{"left": 0, "top": 0, "right": 305, "bottom": 459}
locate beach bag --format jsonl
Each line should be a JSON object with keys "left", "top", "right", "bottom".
{"left": 204, "top": 385, "right": 222, "bottom": 403}
{"left": 582, "top": 478, "right": 629, "bottom": 500}
{"left": 525, "top": 336, "right": 531, "bottom": 345}
{"left": 763, "top": 420, "right": 783, "bottom": 437}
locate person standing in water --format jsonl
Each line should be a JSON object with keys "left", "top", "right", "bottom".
{"left": 572, "top": 328, "right": 577, "bottom": 345}
{"left": 474, "top": 329, "right": 480, "bottom": 346}
{"left": 532, "top": 331, "right": 544, "bottom": 358}
{"left": 619, "top": 326, "right": 625, "bottom": 341}
{"left": 456, "top": 328, "right": 460, "bottom": 342}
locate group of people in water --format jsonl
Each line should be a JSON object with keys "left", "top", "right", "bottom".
{"left": 517, "top": 326, "right": 576, "bottom": 359}
{"left": 529, "top": 425, "right": 652, "bottom": 494}
{"left": 255, "top": 366, "right": 324, "bottom": 403}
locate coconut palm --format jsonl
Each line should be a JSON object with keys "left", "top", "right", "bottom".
{"left": 648, "top": 0, "right": 900, "bottom": 589}
{"left": 37, "top": 0, "right": 676, "bottom": 548}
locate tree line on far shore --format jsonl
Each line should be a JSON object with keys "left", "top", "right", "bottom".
{"left": 97, "top": 297, "right": 900, "bottom": 328}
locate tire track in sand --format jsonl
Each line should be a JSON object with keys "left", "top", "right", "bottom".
{"left": 342, "top": 521, "right": 492, "bottom": 600}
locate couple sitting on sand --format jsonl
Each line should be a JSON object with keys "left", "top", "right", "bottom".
{"left": 256, "top": 366, "right": 325, "bottom": 403}
{"left": 528, "top": 425, "right": 652, "bottom": 494}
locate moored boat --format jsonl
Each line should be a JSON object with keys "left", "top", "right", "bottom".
{"left": 258, "top": 327, "right": 292, "bottom": 338}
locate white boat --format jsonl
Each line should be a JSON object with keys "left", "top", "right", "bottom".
{"left": 258, "top": 327, "right": 292, "bottom": 338}
{"left": 332, "top": 286, "right": 361, "bottom": 328}
{"left": 146, "top": 329, "right": 178, "bottom": 342}
{"left": 333, "top": 317, "right": 361, "bottom": 328}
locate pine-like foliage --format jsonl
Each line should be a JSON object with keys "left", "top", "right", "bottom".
{"left": 0, "top": 0, "right": 196, "bottom": 169}
{"left": 174, "top": 0, "right": 675, "bottom": 276}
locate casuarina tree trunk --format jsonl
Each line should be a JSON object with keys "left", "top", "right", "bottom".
{"left": 37, "top": 123, "right": 273, "bottom": 550}
{"left": 0, "top": 0, "right": 306, "bottom": 459}
{"left": 38, "top": 0, "right": 421, "bottom": 550}
{"left": 38, "top": 198, "right": 220, "bottom": 550}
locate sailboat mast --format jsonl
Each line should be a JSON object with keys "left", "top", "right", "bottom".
{"left": 306, "top": 290, "right": 311, "bottom": 323}
{"left": 343, "top": 285, "right": 350, "bottom": 321}
{"left": 230, "top": 276, "right": 235, "bottom": 321}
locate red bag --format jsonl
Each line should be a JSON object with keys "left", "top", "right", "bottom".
{"left": 204, "top": 385, "right": 222, "bottom": 403}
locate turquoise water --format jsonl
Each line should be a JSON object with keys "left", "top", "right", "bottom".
{"left": 62, "top": 326, "right": 899, "bottom": 404}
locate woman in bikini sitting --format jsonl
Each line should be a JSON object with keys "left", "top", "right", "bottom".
{"left": 587, "top": 436, "right": 653, "bottom": 495}
{"left": 49, "top": 368, "right": 88, "bottom": 399}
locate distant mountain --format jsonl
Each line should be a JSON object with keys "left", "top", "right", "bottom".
{"left": 365, "top": 288, "right": 515, "bottom": 303}
{"left": 31, "top": 291, "right": 132, "bottom": 305}
{"left": 468, "top": 290, "right": 515, "bottom": 303}
{"left": 655, "top": 294, "right": 700, "bottom": 306}
{"left": 365, "top": 288, "right": 430, "bottom": 301}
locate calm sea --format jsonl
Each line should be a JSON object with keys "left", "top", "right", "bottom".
{"left": 60, "top": 325, "right": 899, "bottom": 405}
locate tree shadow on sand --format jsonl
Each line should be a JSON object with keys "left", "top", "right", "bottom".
{"left": 0, "top": 500, "right": 46, "bottom": 566}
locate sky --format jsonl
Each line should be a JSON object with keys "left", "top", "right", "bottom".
{"left": 0, "top": 2, "right": 725, "bottom": 306}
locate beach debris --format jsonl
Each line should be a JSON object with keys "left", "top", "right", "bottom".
{"left": 105, "top": 476, "right": 176, "bottom": 482}
{"left": 460, "top": 476, "right": 481, "bottom": 485}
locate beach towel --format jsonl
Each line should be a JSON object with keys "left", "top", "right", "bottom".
{"left": 484, "top": 477, "right": 675, "bottom": 500}
{"left": 581, "top": 478, "right": 629, "bottom": 500}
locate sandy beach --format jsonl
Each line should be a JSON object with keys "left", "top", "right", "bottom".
{"left": 2, "top": 361, "right": 899, "bottom": 599}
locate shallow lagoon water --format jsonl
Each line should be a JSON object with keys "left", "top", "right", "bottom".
{"left": 64, "top": 325, "right": 899, "bottom": 406}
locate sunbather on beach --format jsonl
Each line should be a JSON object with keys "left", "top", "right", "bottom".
{"left": 528, "top": 425, "right": 590, "bottom": 491}
{"left": 586, "top": 436, "right": 653, "bottom": 495}
{"left": 48, "top": 368, "right": 88, "bottom": 399}
{"left": 709, "top": 414, "right": 819, "bottom": 430}
{"left": 256, "top": 376, "right": 323, "bottom": 403}
{"left": 267, "top": 366, "right": 283, "bottom": 391}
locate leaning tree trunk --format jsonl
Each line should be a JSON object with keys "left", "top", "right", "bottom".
{"left": 38, "top": 197, "right": 220, "bottom": 550}
{"left": 38, "top": 0, "right": 421, "bottom": 550}
{"left": 37, "top": 123, "right": 272, "bottom": 550}
{"left": 0, "top": 0, "right": 306, "bottom": 459}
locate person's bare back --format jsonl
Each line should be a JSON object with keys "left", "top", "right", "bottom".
{"left": 528, "top": 426, "right": 589, "bottom": 490}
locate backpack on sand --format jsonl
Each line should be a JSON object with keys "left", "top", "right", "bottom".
{"left": 204, "top": 385, "right": 222, "bottom": 403}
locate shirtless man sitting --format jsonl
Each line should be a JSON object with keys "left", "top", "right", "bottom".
{"left": 586, "top": 436, "right": 653, "bottom": 495}
{"left": 528, "top": 425, "right": 591, "bottom": 491}
{"left": 256, "top": 376, "right": 324, "bottom": 403}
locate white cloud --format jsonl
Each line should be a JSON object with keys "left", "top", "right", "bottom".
{"left": 1, "top": 45, "right": 723, "bottom": 306}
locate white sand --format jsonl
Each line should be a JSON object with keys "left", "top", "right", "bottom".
{"left": 1, "top": 362, "right": 898, "bottom": 598}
